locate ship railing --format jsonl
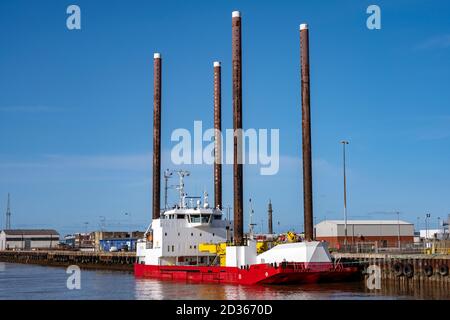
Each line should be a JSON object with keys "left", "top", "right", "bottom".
{"left": 333, "top": 256, "right": 343, "bottom": 271}
{"left": 278, "top": 262, "right": 307, "bottom": 271}
{"left": 279, "top": 262, "right": 336, "bottom": 272}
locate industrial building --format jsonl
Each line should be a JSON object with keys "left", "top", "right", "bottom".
{"left": 315, "top": 220, "right": 414, "bottom": 248}
{"left": 0, "top": 229, "right": 60, "bottom": 250}
{"left": 419, "top": 215, "right": 450, "bottom": 240}
{"left": 60, "top": 231, "right": 145, "bottom": 251}
{"left": 99, "top": 238, "right": 138, "bottom": 252}
{"left": 93, "top": 231, "right": 144, "bottom": 251}
{"left": 62, "top": 233, "right": 94, "bottom": 250}
{"left": 419, "top": 229, "right": 449, "bottom": 240}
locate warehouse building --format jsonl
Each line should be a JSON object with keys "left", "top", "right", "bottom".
{"left": 62, "top": 233, "right": 94, "bottom": 251}
{"left": 419, "top": 229, "right": 449, "bottom": 240}
{"left": 93, "top": 231, "right": 144, "bottom": 251}
{"left": 315, "top": 220, "right": 414, "bottom": 248}
{"left": 99, "top": 238, "right": 138, "bottom": 252}
{"left": 0, "top": 229, "right": 60, "bottom": 250}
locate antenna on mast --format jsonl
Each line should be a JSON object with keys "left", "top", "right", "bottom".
{"left": 5, "top": 193, "right": 11, "bottom": 230}
{"left": 248, "top": 198, "right": 256, "bottom": 240}
{"left": 163, "top": 169, "right": 174, "bottom": 211}
{"left": 175, "top": 170, "right": 190, "bottom": 209}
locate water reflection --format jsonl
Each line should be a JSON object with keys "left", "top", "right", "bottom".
{"left": 133, "top": 279, "right": 402, "bottom": 300}
{"left": 134, "top": 277, "right": 450, "bottom": 300}
{"left": 1, "top": 263, "right": 449, "bottom": 300}
{"left": 362, "top": 280, "right": 450, "bottom": 300}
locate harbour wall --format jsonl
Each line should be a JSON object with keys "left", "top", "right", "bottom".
{"left": 0, "top": 250, "right": 136, "bottom": 271}
{"left": 2, "top": 249, "right": 449, "bottom": 287}
{"left": 333, "top": 252, "right": 450, "bottom": 287}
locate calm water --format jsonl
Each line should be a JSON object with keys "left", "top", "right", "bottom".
{"left": 0, "top": 262, "right": 448, "bottom": 300}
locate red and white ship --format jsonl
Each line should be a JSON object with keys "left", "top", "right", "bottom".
{"left": 135, "top": 172, "right": 359, "bottom": 285}
{"left": 135, "top": 11, "right": 360, "bottom": 285}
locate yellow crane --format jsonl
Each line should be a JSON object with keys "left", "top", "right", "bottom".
{"left": 198, "top": 243, "right": 227, "bottom": 266}
{"left": 256, "top": 241, "right": 268, "bottom": 254}
{"left": 199, "top": 232, "right": 298, "bottom": 265}
{"left": 286, "top": 231, "right": 297, "bottom": 243}
{"left": 199, "top": 241, "right": 272, "bottom": 263}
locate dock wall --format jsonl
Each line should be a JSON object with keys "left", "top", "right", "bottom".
{"left": 0, "top": 250, "right": 136, "bottom": 271}
{"left": 2, "top": 250, "right": 449, "bottom": 287}
{"left": 333, "top": 253, "right": 450, "bottom": 287}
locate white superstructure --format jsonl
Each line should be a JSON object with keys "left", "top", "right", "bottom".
{"left": 137, "top": 171, "right": 333, "bottom": 268}
{"left": 257, "top": 242, "right": 332, "bottom": 264}
{"left": 136, "top": 171, "right": 231, "bottom": 266}
{"left": 137, "top": 205, "right": 230, "bottom": 266}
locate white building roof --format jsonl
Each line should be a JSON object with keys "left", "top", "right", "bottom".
{"left": 315, "top": 220, "right": 415, "bottom": 237}
{"left": 317, "top": 220, "right": 412, "bottom": 225}
{"left": 1, "top": 229, "right": 60, "bottom": 235}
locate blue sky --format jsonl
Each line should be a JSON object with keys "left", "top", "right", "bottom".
{"left": 1, "top": 0, "right": 450, "bottom": 235}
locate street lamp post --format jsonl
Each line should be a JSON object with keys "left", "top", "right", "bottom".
{"left": 99, "top": 216, "right": 106, "bottom": 231}
{"left": 438, "top": 217, "right": 441, "bottom": 239}
{"left": 395, "top": 211, "right": 401, "bottom": 250}
{"left": 314, "top": 216, "right": 317, "bottom": 240}
{"left": 341, "top": 140, "right": 349, "bottom": 247}
{"left": 125, "top": 212, "right": 132, "bottom": 232}
{"left": 425, "top": 213, "right": 431, "bottom": 243}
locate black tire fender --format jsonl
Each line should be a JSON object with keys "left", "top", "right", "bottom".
{"left": 393, "top": 262, "right": 403, "bottom": 277}
{"left": 424, "top": 265, "right": 433, "bottom": 277}
{"left": 439, "top": 265, "right": 449, "bottom": 277}
{"left": 403, "top": 263, "right": 414, "bottom": 278}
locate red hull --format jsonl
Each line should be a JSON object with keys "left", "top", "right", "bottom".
{"left": 134, "top": 262, "right": 360, "bottom": 285}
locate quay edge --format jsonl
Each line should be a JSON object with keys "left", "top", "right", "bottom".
{"left": 332, "top": 252, "right": 450, "bottom": 284}
{"left": 0, "top": 250, "right": 136, "bottom": 271}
